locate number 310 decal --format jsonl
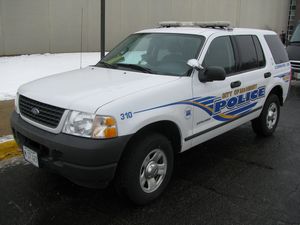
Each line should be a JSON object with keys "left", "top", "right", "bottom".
{"left": 120, "top": 112, "right": 133, "bottom": 120}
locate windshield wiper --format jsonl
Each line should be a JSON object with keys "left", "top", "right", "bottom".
{"left": 96, "top": 61, "right": 117, "bottom": 69}
{"left": 115, "top": 63, "right": 156, "bottom": 74}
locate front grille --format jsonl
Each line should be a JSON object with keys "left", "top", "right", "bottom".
{"left": 291, "top": 61, "right": 300, "bottom": 72}
{"left": 19, "top": 95, "right": 65, "bottom": 128}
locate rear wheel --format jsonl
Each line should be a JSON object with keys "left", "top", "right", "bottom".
{"left": 115, "top": 133, "right": 174, "bottom": 205}
{"left": 252, "top": 94, "right": 280, "bottom": 137}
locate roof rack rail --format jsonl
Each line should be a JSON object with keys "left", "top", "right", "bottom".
{"left": 159, "top": 21, "right": 232, "bottom": 30}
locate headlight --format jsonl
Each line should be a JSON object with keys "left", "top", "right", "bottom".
{"left": 63, "top": 111, "right": 118, "bottom": 139}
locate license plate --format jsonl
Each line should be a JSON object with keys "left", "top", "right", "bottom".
{"left": 23, "top": 146, "right": 39, "bottom": 167}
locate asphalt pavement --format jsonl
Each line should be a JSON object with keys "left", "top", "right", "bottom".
{"left": 0, "top": 82, "right": 300, "bottom": 225}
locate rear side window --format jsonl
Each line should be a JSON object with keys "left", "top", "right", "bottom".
{"left": 264, "top": 35, "right": 289, "bottom": 64}
{"left": 203, "top": 36, "right": 236, "bottom": 74}
{"left": 234, "top": 35, "right": 259, "bottom": 71}
{"left": 253, "top": 36, "right": 266, "bottom": 67}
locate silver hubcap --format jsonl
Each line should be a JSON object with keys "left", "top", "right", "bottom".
{"left": 266, "top": 103, "right": 278, "bottom": 130}
{"left": 140, "top": 149, "right": 167, "bottom": 193}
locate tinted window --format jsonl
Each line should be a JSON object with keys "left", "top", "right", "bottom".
{"left": 253, "top": 36, "right": 266, "bottom": 67}
{"left": 203, "top": 36, "right": 236, "bottom": 74}
{"left": 234, "top": 35, "right": 258, "bottom": 71}
{"left": 290, "top": 23, "right": 300, "bottom": 43}
{"left": 264, "top": 35, "right": 289, "bottom": 64}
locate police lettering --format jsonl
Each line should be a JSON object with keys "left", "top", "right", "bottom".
{"left": 214, "top": 87, "right": 265, "bottom": 113}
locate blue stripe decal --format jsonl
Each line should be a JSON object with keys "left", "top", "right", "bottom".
{"left": 275, "top": 62, "right": 290, "bottom": 70}
{"left": 222, "top": 102, "right": 252, "bottom": 114}
{"left": 200, "top": 99, "right": 214, "bottom": 105}
{"left": 134, "top": 98, "right": 258, "bottom": 122}
{"left": 134, "top": 86, "right": 265, "bottom": 122}
{"left": 185, "top": 106, "right": 263, "bottom": 141}
{"left": 274, "top": 72, "right": 290, "bottom": 78}
{"left": 134, "top": 96, "right": 215, "bottom": 114}
{"left": 134, "top": 101, "right": 183, "bottom": 114}
{"left": 194, "top": 96, "right": 215, "bottom": 103}
{"left": 227, "top": 102, "right": 257, "bottom": 115}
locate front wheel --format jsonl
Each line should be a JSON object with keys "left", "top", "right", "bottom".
{"left": 252, "top": 94, "right": 280, "bottom": 137}
{"left": 114, "top": 133, "right": 174, "bottom": 205}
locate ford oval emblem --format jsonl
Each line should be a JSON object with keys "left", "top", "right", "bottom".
{"left": 31, "top": 107, "right": 40, "bottom": 115}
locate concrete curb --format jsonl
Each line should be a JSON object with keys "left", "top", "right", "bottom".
{"left": 0, "top": 139, "right": 22, "bottom": 161}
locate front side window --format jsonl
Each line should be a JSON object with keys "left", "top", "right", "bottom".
{"left": 97, "top": 33, "right": 205, "bottom": 76}
{"left": 202, "top": 36, "right": 236, "bottom": 75}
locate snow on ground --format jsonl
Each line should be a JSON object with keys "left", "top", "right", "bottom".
{"left": 0, "top": 53, "right": 102, "bottom": 100}
{"left": 0, "top": 135, "right": 13, "bottom": 143}
{"left": 0, "top": 156, "right": 28, "bottom": 171}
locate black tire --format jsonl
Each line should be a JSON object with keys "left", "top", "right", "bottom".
{"left": 252, "top": 94, "right": 280, "bottom": 137}
{"left": 114, "top": 133, "right": 174, "bottom": 205}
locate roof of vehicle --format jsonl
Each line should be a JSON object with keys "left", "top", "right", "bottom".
{"left": 136, "top": 22, "right": 276, "bottom": 37}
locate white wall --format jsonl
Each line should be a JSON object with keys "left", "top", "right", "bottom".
{"left": 0, "top": 0, "right": 290, "bottom": 56}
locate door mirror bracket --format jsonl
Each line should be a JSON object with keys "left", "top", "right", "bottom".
{"left": 187, "top": 59, "right": 203, "bottom": 71}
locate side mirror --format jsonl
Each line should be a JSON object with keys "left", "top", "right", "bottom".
{"left": 199, "top": 66, "right": 226, "bottom": 82}
{"left": 187, "top": 59, "right": 203, "bottom": 71}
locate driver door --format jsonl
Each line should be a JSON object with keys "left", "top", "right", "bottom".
{"left": 190, "top": 35, "right": 238, "bottom": 147}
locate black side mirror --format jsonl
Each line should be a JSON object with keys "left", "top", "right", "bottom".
{"left": 199, "top": 66, "right": 226, "bottom": 82}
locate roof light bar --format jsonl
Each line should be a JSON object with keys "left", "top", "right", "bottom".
{"left": 159, "top": 21, "right": 231, "bottom": 29}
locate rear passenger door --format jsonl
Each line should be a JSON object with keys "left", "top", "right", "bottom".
{"left": 231, "top": 35, "right": 268, "bottom": 114}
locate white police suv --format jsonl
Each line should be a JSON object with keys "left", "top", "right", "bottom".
{"left": 11, "top": 21, "right": 291, "bottom": 204}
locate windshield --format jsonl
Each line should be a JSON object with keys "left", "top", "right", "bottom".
{"left": 290, "top": 23, "right": 300, "bottom": 43}
{"left": 96, "top": 33, "right": 205, "bottom": 76}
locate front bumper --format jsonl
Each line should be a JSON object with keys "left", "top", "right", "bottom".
{"left": 11, "top": 111, "right": 131, "bottom": 188}
{"left": 291, "top": 61, "right": 300, "bottom": 80}
{"left": 292, "top": 71, "right": 300, "bottom": 80}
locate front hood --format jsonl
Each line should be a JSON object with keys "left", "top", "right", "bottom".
{"left": 18, "top": 67, "right": 180, "bottom": 113}
{"left": 287, "top": 45, "right": 300, "bottom": 61}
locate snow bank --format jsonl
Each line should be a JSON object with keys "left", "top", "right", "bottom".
{"left": 0, "top": 156, "right": 28, "bottom": 171}
{"left": 0, "top": 53, "right": 102, "bottom": 100}
{"left": 0, "top": 135, "right": 13, "bottom": 143}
